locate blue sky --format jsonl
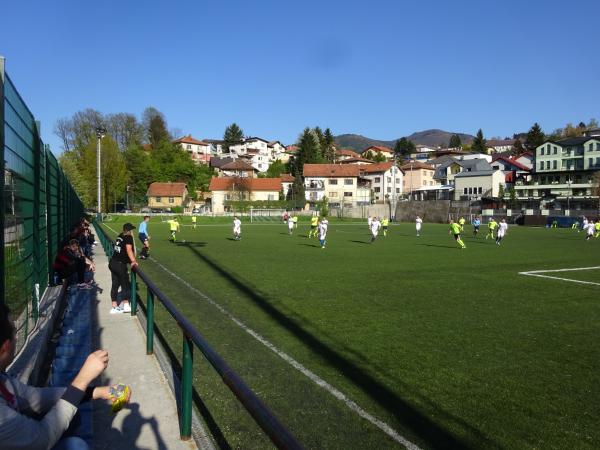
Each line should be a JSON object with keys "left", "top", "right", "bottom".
{"left": 2, "top": 0, "right": 598, "bottom": 153}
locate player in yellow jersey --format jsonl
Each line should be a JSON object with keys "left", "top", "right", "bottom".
{"left": 485, "top": 218, "right": 498, "bottom": 240}
{"left": 309, "top": 214, "right": 319, "bottom": 238}
{"left": 381, "top": 217, "right": 390, "bottom": 237}
{"left": 168, "top": 218, "right": 180, "bottom": 242}
{"left": 191, "top": 215, "right": 197, "bottom": 229}
{"left": 449, "top": 219, "right": 466, "bottom": 249}
{"left": 594, "top": 221, "right": 600, "bottom": 238}
{"left": 458, "top": 216, "right": 466, "bottom": 231}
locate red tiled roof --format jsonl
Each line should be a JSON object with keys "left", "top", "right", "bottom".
{"left": 400, "top": 161, "right": 434, "bottom": 171}
{"left": 147, "top": 182, "right": 187, "bottom": 197}
{"left": 491, "top": 156, "right": 531, "bottom": 171}
{"left": 303, "top": 164, "right": 363, "bottom": 177}
{"left": 286, "top": 145, "right": 299, "bottom": 153}
{"left": 173, "top": 135, "right": 209, "bottom": 146}
{"left": 221, "top": 160, "right": 256, "bottom": 170}
{"left": 280, "top": 173, "right": 295, "bottom": 182}
{"left": 336, "top": 149, "right": 360, "bottom": 157}
{"left": 339, "top": 157, "right": 375, "bottom": 164}
{"left": 362, "top": 162, "right": 395, "bottom": 173}
{"left": 209, "top": 177, "right": 282, "bottom": 191}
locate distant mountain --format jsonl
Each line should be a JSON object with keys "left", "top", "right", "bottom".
{"left": 334, "top": 129, "right": 475, "bottom": 152}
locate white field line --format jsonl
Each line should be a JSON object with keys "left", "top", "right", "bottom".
{"left": 519, "top": 266, "right": 600, "bottom": 286}
{"left": 148, "top": 258, "right": 420, "bottom": 450}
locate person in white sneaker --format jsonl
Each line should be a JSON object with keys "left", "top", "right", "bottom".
{"left": 108, "top": 223, "right": 138, "bottom": 314}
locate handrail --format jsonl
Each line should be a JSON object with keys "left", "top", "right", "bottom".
{"left": 94, "top": 221, "right": 303, "bottom": 449}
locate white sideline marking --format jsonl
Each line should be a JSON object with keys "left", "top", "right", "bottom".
{"left": 149, "top": 258, "right": 420, "bottom": 450}
{"left": 519, "top": 266, "right": 600, "bottom": 286}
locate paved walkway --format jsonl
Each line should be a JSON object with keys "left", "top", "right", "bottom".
{"left": 91, "top": 244, "right": 197, "bottom": 450}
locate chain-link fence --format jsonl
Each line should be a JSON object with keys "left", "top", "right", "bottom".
{"left": 1, "top": 57, "right": 83, "bottom": 351}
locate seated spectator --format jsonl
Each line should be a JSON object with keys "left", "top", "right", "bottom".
{"left": 0, "top": 304, "right": 131, "bottom": 449}
{"left": 52, "top": 240, "right": 95, "bottom": 288}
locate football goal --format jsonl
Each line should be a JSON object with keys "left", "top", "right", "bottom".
{"left": 249, "top": 208, "right": 286, "bottom": 223}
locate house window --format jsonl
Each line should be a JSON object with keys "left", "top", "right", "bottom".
{"left": 589, "top": 158, "right": 593, "bottom": 167}
{"left": 396, "top": 188, "right": 400, "bottom": 193}
{"left": 463, "top": 188, "right": 468, "bottom": 194}
{"left": 374, "top": 177, "right": 380, "bottom": 183}
{"left": 546, "top": 161, "right": 550, "bottom": 170}
{"left": 422, "top": 181, "right": 427, "bottom": 186}
{"left": 374, "top": 187, "right": 380, "bottom": 193}
{"left": 344, "top": 179, "right": 353, "bottom": 185}
{"left": 540, "top": 148, "right": 544, "bottom": 155}
{"left": 186, "top": 144, "right": 191, "bottom": 150}
{"left": 468, "top": 187, "right": 473, "bottom": 194}
{"left": 539, "top": 162, "right": 544, "bottom": 171}
{"left": 553, "top": 146, "right": 557, "bottom": 154}
{"left": 395, "top": 178, "right": 400, "bottom": 184}
{"left": 344, "top": 192, "right": 352, "bottom": 197}
{"left": 478, "top": 187, "right": 482, "bottom": 194}
{"left": 387, "top": 187, "right": 391, "bottom": 193}
{"left": 155, "top": 197, "right": 161, "bottom": 202}
{"left": 168, "top": 197, "right": 174, "bottom": 203}
{"left": 329, "top": 192, "right": 338, "bottom": 198}
{"left": 387, "top": 177, "right": 392, "bottom": 183}
{"left": 329, "top": 179, "right": 338, "bottom": 185}
{"left": 546, "top": 144, "right": 551, "bottom": 152}
{"left": 268, "top": 194, "right": 275, "bottom": 201}
{"left": 553, "top": 160, "right": 557, "bottom": 169}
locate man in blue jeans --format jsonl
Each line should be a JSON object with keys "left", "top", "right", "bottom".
{"left": 0, "top": 304, "right": 131, "bottom": 449}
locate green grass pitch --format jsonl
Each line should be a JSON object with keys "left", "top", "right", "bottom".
{"left": 100, "top": 216, "right": 600, "bottom": 449}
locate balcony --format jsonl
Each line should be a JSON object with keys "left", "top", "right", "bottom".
{"left": 305, "top": 181, "right": 325, "bottom": 190}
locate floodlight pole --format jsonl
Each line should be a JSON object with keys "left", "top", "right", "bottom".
{"left": 96, "top": 127, "right": 106, "bottom": 217}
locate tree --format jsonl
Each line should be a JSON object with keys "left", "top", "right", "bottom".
{"left": 322, "top": 128, "right": 336, "bottom": 162}
{"left": 525, "top": 123, "right": 545, "bottom": 149}
{"left": 288, "top": 168, "right": 305, "bottom": 209}
{"left": 106, "top": 113, "right": 144, "bottom": 151}
{"left": 142, "top": 107, "right": 170, "bottom": 147}
{"left": 498, "top": 183, "right": 505, "bottom": 199}
{"left": 292, "top": 128, "right": 322, "bottom": 176}
{"left": 587, "top": 118, "right": 599, "bottom": 129}
{"left": 58, "top": 150, "right": 93, "bottom": 206}
{"left": 223, "top": 123, "right": 244, "bottom": 152}
{"left": 363, "top": 150, "right": 375, "bottom": 161}
{"left": 508, "top": 186, "right": 517, "bottom": 209}
{"left": 448, "top": 134, "right": 462, "bottom": 148}
{"left": 373, "top": 152, "right": 387, "bottom": 162}
{"left": 319, "top": 196, "right": 329, "bottom": 218}
{"left": 471, "top": 129, "right": 487, "bottom": 153}
{"left": 123, "top": 144, "right": 154, "bottom": 205}
{"left": 393, "top": 137, "right": 416, "bottom": 158}
{"left": 265, "top": 159, "right": 286, "bottom": 178}
{"left": 512, "top": 138, "right": 525, "bottom": 155}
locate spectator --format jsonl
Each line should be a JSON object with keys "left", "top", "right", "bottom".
{"left": 52, "top": 240, "right": 95, "bottom": 288}
{"left": 0, "top": 304, "right": 131, "bottom": 450}
{"left": 108, "top": 223, "right": 137, "bottom": 314}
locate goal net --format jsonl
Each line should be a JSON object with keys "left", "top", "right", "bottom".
{"left": 249, "top": 208, "right": 286, "bottom": 223}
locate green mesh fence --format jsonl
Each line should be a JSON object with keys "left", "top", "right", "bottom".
{"left": 1, "top": 59, "right": 83, "bottom": 351}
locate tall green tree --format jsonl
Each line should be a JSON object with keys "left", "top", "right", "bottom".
{"left": 471, "top": 129, "right": 487, "bottom": 153}
{"left": 265, "top": 159, "right": 286, "bottom": 178}
{"left": 292, "top": 128, "right": 322, "bottom": 176}
{"left": 393, "top": 137, "right": 416, "bottom": 158}
{"left": 106, "top": 113, "right": 144, "bottom": 151}
{"left": 142, "top": 107, "right": 170, "bottom": 147}
{"left": 58, "top": 150, "right": 94, "bottom": 206}
{"left": 525, "top": 123, "right": 545, "bottom": 149}
{"left": 322, "top": 128, "right": 336, "bottom": 162}
{"left": 448, "top": 134, "right": 462, "bottom": 148}
{"left": 223, "top": 123, "right": 244, "bottom": 152}
{"left": 512, "top": 138, "right": 525, "bottom": 155}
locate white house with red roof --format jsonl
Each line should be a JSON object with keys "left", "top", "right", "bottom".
{"left": 363, "top": 146, "right": 394, "bottom": 160}
{"left": 360, "top": 162, "right": 404, "bottom": 203}
{"left": 303, "top": 164, "right": 371, "bottom": 207}
{"left": 173, "top": 135, "right": 211, "bottom": 164}
{"left": 228, "top": 137, "right": 273, "bottom": 173}
{"left": 491, "top": 155, "right": 532, "bottom": 184}
{"left": 335, "top": 149, "right": 361, "bottom": 161}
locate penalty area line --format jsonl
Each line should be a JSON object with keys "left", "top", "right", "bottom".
{"left": 519, "top": 266, "right": 600, "bottom": 286}
{"left": 149, "top": 257, "right": 421, "bottom": 450}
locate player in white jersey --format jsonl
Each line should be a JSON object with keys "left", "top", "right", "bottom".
{"left": 495, "top": 219, "right": 508, "bottom": 245}
{"left": 318, "top": 218, "right": 329, "bottom": 248}
{"left": 287, "top": 216, "right": 295, "bottom": 235}
{"left": 585, "top": 220, "right": 595, "bottom": 240}
{"left": 581, "top": 216, "right": 588, "bottom": 233}
{"left": 370, "top": 217, "right": 381, "bottom": 243}
{"left": 415, "top": 216, "right": 423, "bottom": 236}
{"left": 233, "top": 216, "right": 242, "bottom": 240}
{"left": 367, "top": 216, "right": 372, "bottom": 230}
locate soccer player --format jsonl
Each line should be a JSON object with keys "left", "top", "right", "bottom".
{"left": 582, "top": 216, "right": 588, "bottom": 233}
{"left": 458, "top": 216, "right": 466, "bottom": 231}
{"left": 292, "top": 215, "right": 298, "bottom": 229}
{"left": 486, "top": 217, "right": 498, "bottom": 240}
{"left": 415, "top": 216, "right": 422, "bottom": 236}
{"left": 594, "top": 220, "right": 600, "bottom": 238}
{"left": 449, "top": 219, "right": 466, "bottom": 249}
{"left": 191, "top": 215, "right": 197, "bottom": 229}
{"left": 233, "top": 216, "right": 242, "bottom": 240}
{"left": 318, "top": 218, "right": 329, "bottom": 248}
{"left": 495, "top": 218, "right": 508, "bottom": 245}
{"left": 572, "top": 219, "right": 579, "bottom": 230}
{"left": 472, "top": 216, "right": 481, "bottom": 237}
{"left": 381, "top": 217, "right": 390, "bottom": 237}
{"left": 585, "top": 220, "right": 595, "bottom": 240}
{"left": 288, "top": 215, "right": 295, "bottom": 235}
{"left": 367, "top": 216, "right": 372, "bottom": 230}
{"left": 168, "top": 217, "right": 180, "bottom": 242}
{"left": 309, "top": 213, "right": 319, "bottom": 238}
{"left": 138, "top": 215, "right": 150, "bottom": 259}
{"left": 282, "top": 210, "right": 289, "bottom": 223}
{"left": 370, "top": 217, "right": 381, "bottom": 243}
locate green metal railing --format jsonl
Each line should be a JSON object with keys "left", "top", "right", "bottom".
{"left": 1, "top": 57, "right": 84, "bottom": 350}
{"left": 94, "top": 222, "right": 302, "bottom": 449}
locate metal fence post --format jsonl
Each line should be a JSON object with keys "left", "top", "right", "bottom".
{"left": 130, "top": 270, "right": 137, "bottom": 315}
{"left": 146, "top": 289, "right": 154, "bottom": 355}
{"left": 0, "top": 56, "right": 5, "bottom": 307}
{"left": 180, "top": 334, "right": 193, "bottom": 440}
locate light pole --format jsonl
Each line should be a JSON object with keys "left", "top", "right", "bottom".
{"left": 390, "top": 157, "right": 398, "bottom": 221}
{"left": 96, "top": 127, "right": 106, "bottom": 218}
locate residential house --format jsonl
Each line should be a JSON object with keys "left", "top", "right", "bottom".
{"left": 209, "top": 177, "right": 282, "bottom": 213}
{"left": 359, "top": 162, "right": 404, "bottom": 203}
{"left": 514, "top": 136, "right": 600, "bottom": 210}
{"left": 486, "top": 139, "right": 515, "bottom": 154}
{"left": 229, "top": 137, "right": 271, "bottom": 172}
{"left": 453, "top": 169, "right": 505, "bottom": 201}
{"left": 204, "top": 139, "right": 227, "bottom": 156}
{"left": 303, "top": 164, "right": 371, "bottom": 208}
{"left": 363, "top": 146, "right": 394, "bottom": 160}
{"left": 400, "top": 161, "right": 436, "bottom": 193}
{"left": 335, "top": 149, "right": 361, "bottom": 161}
{"left": 410, "top": 144, "right": 439, "bottom": 161}
{"left": 268, "top": 141, "right": 287, "bottom": 161}
{"left": 173, "top": 135, "right": 211, "bottom": 164}
{"left": 280, "top": 173, "right": 295, "bottom": 199}
{"left": 147, "top": 182, "right": 189, "bottom": 210}
{"left": 490, "top": 155, "right": 532, "bottom": 185}
{"left": 220, "top": 160, "right": 257, "bottom": 178}
{"left": 339, "top": 157, "right": 375, "bottom": 165}
{"left": 513, "top": 152, "right": 534, "bottom": 170}
{"left": 210, "top": 156, "right": 236, "bottom": 175}
{"left": 433, "top": 158, "right": 493, "bottom": 186}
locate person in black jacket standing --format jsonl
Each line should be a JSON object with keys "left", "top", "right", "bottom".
{"left": 108, "top": 223, "right": 138, "bottom": 314}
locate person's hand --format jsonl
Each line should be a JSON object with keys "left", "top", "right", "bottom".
{"left": 72, "top": 350, "right": 109, "bottom": 390}
{"left": 131, "top": 261, "right": 138, "bottom": 268}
